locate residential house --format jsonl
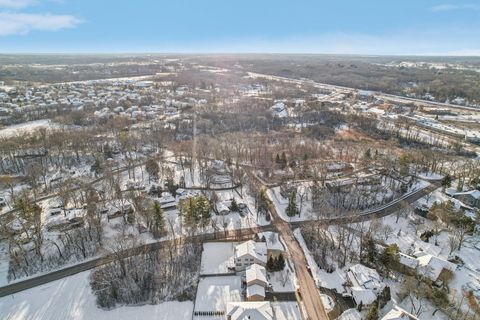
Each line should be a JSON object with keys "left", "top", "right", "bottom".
{"left": 381, "top": 305, "right": 419, "bottom": 320}
{"left": 338, "top": 308, "right": 362, "bottom": 320}
{"left": 158, "top": 192, "right": 176, "bottom": 210}
{"left": 234, "top": 240, "right": 268, "bottom": 271}
{"left": 398, "top": 253, "right": 419, "bottom": 274}
{"left": 246, "top": 264, "right": 268, "bottom": 301}
{"left": 414, "top": 252, "right": 456, "bottom": 282}
{"left": 453, "top": 190, "right": 480, "bottom": 209}
{"left": 346, "top": 264, "right": 385, "bottom": 307}
{"left": 259, "top": 232, "right": 285, "bottom": 259}
{"left": 226, "top": 301, "right": 274, "bottom": 320}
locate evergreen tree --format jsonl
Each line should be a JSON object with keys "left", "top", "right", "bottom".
{"left": 152, "top": 200, "right": 165, "bottom": 238}
{"left": 280, "top": 152, "right": 287, "bottom": 169}
{"left": 275, "top": 153, "right": 281, "bottom": 164}
{"left": 195, "top": 196, "right": 212, "bottom": 227}
{"left": 285, "top": 190, "right": 299, "bottom": 217}
{"left": 380, "top": 244, "right": 399, "bottom": 277}
{"left": 180, "top": 197, "right": 197, "bottom": 228}
{"left": 380, "top": 286, "right": 391, "bottom": 306}
{"left": 267, "top": 256, "right": 275, "bottom": 271}
{"left": 364, "top": 237, "right": 378, "bottom": 265}
{"left": 441, "top": 174, "right": 452, "bottom": 190}
{"left": 365, "top": 302, "right": 379, "bottom": 320}
{"left": 275, "top": 254, "right": 286, "bottom": 271}
{"left": 229, "top": 198, "right": 239, "bottom": 212}
{"left": 166, "top": 178, "right": 179, "bottom": 195}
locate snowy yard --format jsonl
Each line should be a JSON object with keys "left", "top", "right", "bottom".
{"left": 0, "top": 270, "right": 193, "bottom": 320}
{"left": 272, "top": 301, "right": 302, "bottom": 320}
{"left": 194, "top": 276, "right": 242, "bottom": 312}
{"left": 200, "top": 242, "right": 236, "bottom": 275}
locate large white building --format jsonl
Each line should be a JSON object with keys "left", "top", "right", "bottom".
{"left": 234, "top": 240, "right": 268, "bottom": 271}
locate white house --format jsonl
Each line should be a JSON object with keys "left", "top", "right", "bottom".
{"left": 234, "top": 240, "right": 268, "bottom": 271}
{"left": 226, "top": 301, "right": 274, "bottom": 320}
{"left": 346, "top": 264, "right": 385, "bottom": 306}
{"left": 414, "top": 252, "right": 456, "bottom": 282}
{"left": 258, "top": 232, "right": 285, "bottom": 258}
{"left": 338, "top": 308, "right": 362, "bottom": 320}
{"left": 246, "top": 264, "right": 268, "bottom": 301}
{"left": 246, "top": 284, "right": 266, "bottom": 302}
{"left": 246, "top": 264, "right": 268, "bottom": 287}
{"left": 381, "top": 305, "right": 419, "bottom": 320}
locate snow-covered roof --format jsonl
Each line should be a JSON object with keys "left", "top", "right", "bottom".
{"left": 235, "top": 240, "right": 267, "bottom": 263}
{"left": 347, "top": 264, "right": 384, "bottom": 291}
{"left": 399, "top": 253, "right": 419, "bottom": 269}
{"left": 216, "top": 202, "right": 230, "bottom": 213}
{"left": 350, "top": 287, "right": 377, "bottom": 305}
{"left": 226, "top": 301, "right": 273, "bottom": 320}
{"left": 338, "top": 308, "right": 362, "bottom": 320}
{"left": 381, "top": 305, "right": 419, "bottom": 320}
{"left": 246, "top": 264, "right": 267, "bottom": 286}
{"left": 258, "top": 232, "right": 284, "bottom": 252}
{"left": 158, "top": 195, "right": 175, "bottom": 204}
{"left": 415, "top": 252, "right": 456, "bottom": 281}
{"left": 455, "top": 190, "right": 480, "bottom": 200}
{"left": 246, "top": 284, "right": 266, "bottom": 298}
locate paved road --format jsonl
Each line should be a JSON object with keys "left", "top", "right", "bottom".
{"left": 267, "top": 200, "right": 330, "bottom": 320}
{"left": 0, "top": 225, "right": 274, "bottom": 297}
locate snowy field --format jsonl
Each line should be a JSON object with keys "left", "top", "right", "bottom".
{"left": 0, "top": 120, "right": 63, "bottom": 138}
{"left": 200, "top": 242, "right": 236, "bottom": 275}
{"left": 194, "top": 276, "right": 242, "bottom": 312}
{"left": 0, "top": 271, "right": 193, "bottom": 320}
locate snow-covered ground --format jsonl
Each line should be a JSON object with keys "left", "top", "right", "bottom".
{"left": 268, "top": 268, "right": 296, "bottom": 292}
{"left": 272, "top": 301, "right": 302, "bottom": 320}
{"left": 200, "top": 242, "right": 236, "bottom": 275}
{"left": 194, "top": 276, "right": 242, "bottom": 312}
{"left": 0, "top": 120, "right": 62, "bottom": 138}
{"left": 0, "top": 270, "right": 193, "bottom": 320}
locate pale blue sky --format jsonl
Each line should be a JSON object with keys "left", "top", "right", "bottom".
{"left": 0, "top": 0, "right": 479, "bottom": 55}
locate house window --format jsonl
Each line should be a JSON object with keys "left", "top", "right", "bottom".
{"left": 236, "top": 263, "right": 242, "bottom": 267}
